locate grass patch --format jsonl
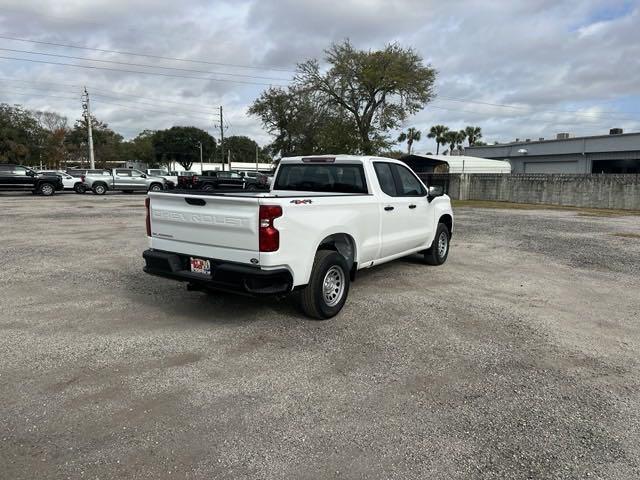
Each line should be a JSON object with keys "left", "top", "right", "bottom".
{"left": 612, "top": 232, "right": 640, "bottom": 239}
{"left": 452, "top": 200, "right": 640, "bottom": 217}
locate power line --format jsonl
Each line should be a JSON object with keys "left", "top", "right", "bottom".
{"left": 0, "top": 47, "right": 292, "bottom": 82}
{"left": 0, "top": 77, "right": 222, "bottom": 111}
{"left": 0, "top": 34, "right": 297, "bottom": 73}
{"left": 0, "top": 56, "right": 289, "bottom": 86}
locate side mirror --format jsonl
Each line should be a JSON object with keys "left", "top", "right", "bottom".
{"left": 428, "top": 185, "right": 444, "bottom": 197}
{"left": 141, "top": 174, "right": 147, "bottom": 178}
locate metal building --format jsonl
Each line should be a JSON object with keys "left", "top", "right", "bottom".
{"left": 465, "top": 130, "right": 640, "bottom": 174}
{"left": 400, "top": 154, "right": 511, "bottom": 174}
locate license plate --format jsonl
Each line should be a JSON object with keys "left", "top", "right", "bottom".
{"left": 190, "top": 257, "right": 211, "bottom": 275}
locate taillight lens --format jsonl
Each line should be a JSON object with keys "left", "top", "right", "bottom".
{"left": 145, "top": 197, "right": 151, "bottom": 237}
{"left": 259, "top": 205, "right": 282, "bottom": 252}
{"left": 192, "top": 175, "right": 199, "bottom": 183}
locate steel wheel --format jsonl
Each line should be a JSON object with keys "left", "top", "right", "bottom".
{"left": 149, "top": 184, "right": 162, "bottom": 192}
{"left": 322, "top": 265, "right": 345, "bottom": 307}
{"left": 438, "top": 231, "right": 448, "bottom": 258}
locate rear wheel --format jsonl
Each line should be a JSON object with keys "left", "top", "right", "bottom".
{"left": 39, "top": 182, "right": 55, "bottom": 196}
{"left": 93, "top": 183, "right": 107, "bottom": 195}
{"left": 148, "top": 183, "right": 163, "bottom": 192}
{"left": 74, "top": 183, "right": 86, "bottom": 194}
{"left": 298, "top": 250, "right": 350, "bottom": 320}
{"left": 423, "top": 222, "right": 450, "bottom": 265}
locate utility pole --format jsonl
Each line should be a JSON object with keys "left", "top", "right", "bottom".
{"left": 227, "top": 150, "right": 231, "bottom": 171}
{"left": 82, "top": 87, "right": 95, "bottom": 169}
{"left": 256, "top": 143, "right": 259, "bottom": 172}
{"left": 219, "top": 106, "right": 225, "bottom": 172}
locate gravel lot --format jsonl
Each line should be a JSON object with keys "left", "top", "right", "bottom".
{"left": 1, "top": 192, "right": 639, "bottom": 479}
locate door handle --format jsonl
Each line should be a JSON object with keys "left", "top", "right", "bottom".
{"left": 384, "top": 206, "right": 394, "bottom": 211}
{"left": 409, "top": 204, "right": 417, "bottom": 209}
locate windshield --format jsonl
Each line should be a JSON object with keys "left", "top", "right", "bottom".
{"left": 274, "top": 164, "right": 367, "bottom": 193}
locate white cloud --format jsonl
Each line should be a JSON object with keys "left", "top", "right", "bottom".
{"left": 0, "top": 0, "right": 638, "bottom": 152}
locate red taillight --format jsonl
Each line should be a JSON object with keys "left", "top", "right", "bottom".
{"left": 145, "top": 197, "right": 151, "bottom": 237}
{"left": 259, "top": 205, "right": 282, "bottom": 252}
{"left": 80, "top": 175, "right": 85, "bottom": 182}
{"left": 192, "top": 175, "right": 199, "bottom": 183}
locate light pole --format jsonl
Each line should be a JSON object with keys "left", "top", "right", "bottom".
{"left": 196, "top": 141, "right": 203, "bottom": 173}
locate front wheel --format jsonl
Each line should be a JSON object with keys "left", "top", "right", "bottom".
{"left": 93, "top": 183, "right": 107, "bottom": 195}
{"left": 423, "top": 222, "right": 450, "bottom": 265}
{"left": 39, "top": 182, "right": 55, "bottom": 196}
{"left": 298, "top": 250, "right": 350, "bottom": 320}
{"left": 74, "top": 183, "right": 86, "bottom": 194}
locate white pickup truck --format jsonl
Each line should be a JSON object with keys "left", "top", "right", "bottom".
{"left": 143, "top": 155, "right": 453, "bottom": 319}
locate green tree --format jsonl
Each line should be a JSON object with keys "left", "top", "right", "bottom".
{"left": 225, "top": 135, "right": 262, "bottom": 163}
{"left": 0, "top": 104, "right": 44, "bottom": 165}
{"left": 152, "top": 126, "right": 215, "bottom": 171}
{"left": 427, "top": 125, "right": 449, "bottom": 155}
{"left": 397, "top": 127, "right": 422, "bottom": 154}
{"left": 295, "top": 40, "right": 436, "bottom": 154}
{"left": 464, "top": 126, "right": 482, "bottom": 146}
{"left": 249, "top": 86, "right": 359, "bottom": 157}
{"left": 443, "top": 130, "right": 467, "bottom": 154}
{"left": 123, "top": 129, "right": 156, "bottom": 166}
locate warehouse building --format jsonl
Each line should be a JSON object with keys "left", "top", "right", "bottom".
{"left": 465, "top": 129, "right": 640, "bottom": 174}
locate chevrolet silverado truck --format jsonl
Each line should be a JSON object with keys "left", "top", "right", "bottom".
{"left": 83, "top": 168, "right": 169, "bottom": 195}
{"left": 143, "top": 155, "right": 453, "bottom": 319}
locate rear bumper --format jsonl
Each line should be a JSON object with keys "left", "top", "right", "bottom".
{"left": 142, "top": 249, "right": 293, "bottom": 295}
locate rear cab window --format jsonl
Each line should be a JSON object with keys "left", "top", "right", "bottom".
{"left": 274, "top": 163, "right": 368, "bottom": 194}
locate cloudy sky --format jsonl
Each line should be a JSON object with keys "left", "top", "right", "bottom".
{"left": 1, "top": 0, "right": 639, "bottom": 153}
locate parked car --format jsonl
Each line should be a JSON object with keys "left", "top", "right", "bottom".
{"left": 177, "top": 170, "right": 268, "bottom": 191}
{"left": 143, "top": 155, "right": 453, "bottom": 319}
{"left": 0, "top": 164, "right": 64, "bottom": 196}
{"left": 83, "top": 168, "right": 169, "bottom": 195}
{"left": 38, "top": 170, "right": 85, "bottom": 192}
{"left": 67, "top": 169, "right": 112, "bottom": 193}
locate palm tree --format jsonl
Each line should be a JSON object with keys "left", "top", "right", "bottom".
{"left": 464, "top": 126, "right": 482, "bottom": 146}
{"left": 427, "top": 125, "right": 449, "bottom": 155}
{"left": 444, "top": 130, "right": 467, "bottom": 154}
{"left": 397, "top": 127, "right": 422, "bottom": 154}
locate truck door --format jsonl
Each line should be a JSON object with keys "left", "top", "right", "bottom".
{"left": 373, "top": 162, "right": 432, "bottom": 258}
{"left": 114, "top": 169, "right": 132, "bottom": 189}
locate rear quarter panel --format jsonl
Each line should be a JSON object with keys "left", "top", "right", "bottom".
{"left": 260, "top": 195, "right": 380, "bottom": 286}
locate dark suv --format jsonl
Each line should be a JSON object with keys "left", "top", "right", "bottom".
{"left": 177, "top": 170, "right": 268, "bottom": 191}
{"left": 0, "top": 164, "right": 64, "bottom": 196}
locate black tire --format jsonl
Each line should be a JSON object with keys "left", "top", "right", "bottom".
{"left": 93, "top": 183, "right": 107, "bottom": 195}
{"left": 148, "top": 183, "right": 163, "bottom": 192}
{"left": 298, "top": 250, "right": 350, "bottom": 320}
{"left": 74, "top": 183, "right": 87, "bottom": 194}
{"left": 424, "top": 222, "right": 450, "bottom": 266}
{"left": 38, "top": 182, "right": 55, "bottom": 196}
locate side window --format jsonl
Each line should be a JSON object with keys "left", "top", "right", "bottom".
{"left": 12, "top": 166, "right": 28, "bottom": 176}
{"left": 394, "top": 164, "right": 426, "bottom": 196}
{"left": 131, "top": 170, "right": 144, "bottom": 177}
{"left": 374, "top": 163, "right": 397, "bottom": 196}
{"left": 115, "top": 169, "right": 131, "bottom": 177}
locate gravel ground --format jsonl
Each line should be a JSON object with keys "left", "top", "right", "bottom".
{"left": 1, "top": 192, "right": 639, "bottom": 480}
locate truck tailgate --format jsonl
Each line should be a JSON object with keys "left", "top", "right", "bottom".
{"left": 148, "top": 192, "right": 260, "bottom": 264}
